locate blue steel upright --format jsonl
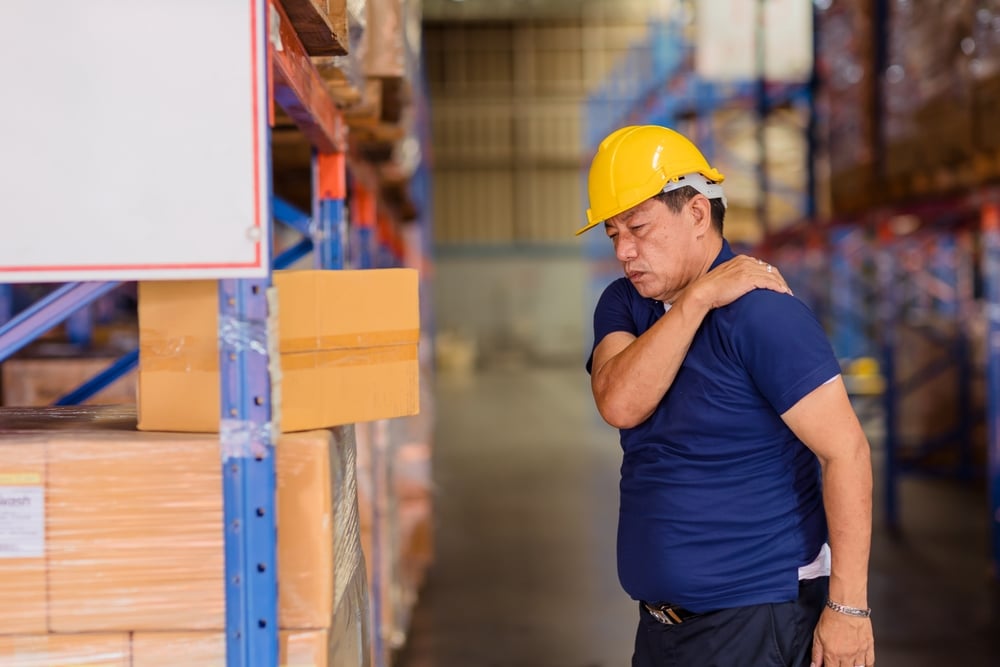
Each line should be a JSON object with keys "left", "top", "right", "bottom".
{"left": 314, "top": 151, "right": 347, "bottom": 270}
{"left": 875, "top": 228, "right": 901, "bottom": 531}
{"left": 0, "top": 284, "right": 13, "bottom": 324}
{"left": 983, "top": 203, "right": 1000, "bottom": 576}
{"left": 221, "top": 3, "right": 278, "bottom": 658}
{"left": 219, "top": 277, "right": 278, "bottom": 667}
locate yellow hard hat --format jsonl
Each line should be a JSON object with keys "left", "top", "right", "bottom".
{"left": 577, "top": 125, "right": 726, "bottom": 235}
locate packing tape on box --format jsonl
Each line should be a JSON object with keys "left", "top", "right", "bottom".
{"left": 280, "top": 328, "right": 420, "bottom": 354}
{"left": 281, "top": 345, "right": 418, "bottom": 372}
{"left": 219, "top": 315, "right": 269, "bottom": 356}
{"left": 220, "top": 419, "right": 277, "bottom": 461}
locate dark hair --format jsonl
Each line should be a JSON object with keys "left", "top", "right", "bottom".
{"left": 654, "top": 186, "right": 726, "bottom": 235}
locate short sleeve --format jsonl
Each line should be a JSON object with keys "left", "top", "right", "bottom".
{"left": 730, "top": 291, "right": 842, "bottom": 414}
{"left": 587, "top": 278, "right": 640, "bottom": 374}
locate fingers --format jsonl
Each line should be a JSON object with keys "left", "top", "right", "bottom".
{"left": 744, "top": 255, "right": 793, "bottom": 296}
{"left": 810, "top": 632, "right": 823, "bottom": 667}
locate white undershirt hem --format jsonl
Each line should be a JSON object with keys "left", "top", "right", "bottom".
{"left": 798, "top": 542, "right": 831, "bottom": 580}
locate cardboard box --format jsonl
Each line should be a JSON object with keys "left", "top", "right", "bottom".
{"left": 137, "top": 269, "right": 420, "bottom": 433}
{"left": 46, "top": 432, "right": 226, "bottom": 632}
{"left": 0, "top": 634, "right": 130, "bottom": 667}
{"left": 36, "top": 425, "right": 340, "bottom": 632}
{"left": 277, "top": 429, "right": 338, "bottom": 630}
{"left": 0, "top": 440, "right": 47, "bottom": 634}
{"left": 132, "top": 630, "right": 330, "bottom": 667}
{"left": 2, "top": 356, "right": 137, "bottom": 407}
{"left": 131, "top": 633, "right": 224, "bottom": 666}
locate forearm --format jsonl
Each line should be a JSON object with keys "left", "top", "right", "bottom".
{"left": 821, "top": 437, "right": 873, "bottom": 608}
{"left": 592, "top": 291, "right": 710, "bottom": 428}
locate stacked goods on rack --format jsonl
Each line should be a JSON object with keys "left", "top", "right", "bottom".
{"left": 0, "top": 408, "right": 368, "bottom": 666}
{"left": 816, "top": 0, "right": 876, "bottom": 217}
{"left": 2, "top": 354, "right": 136, "bottom": 406}
{"left": 973, "top": 1, "right": 1000, "bottom": 155}
{"left": 878, "top": 228, "right": 987, "bottom": 467}
{"left": 819, "top": 1, "right": 1000, "bottom": 209}
{"left": 1, "top": 286, "right": 139, "bottom": 408}
{"left": 882, "top": 0, "right": 976, "bottom": 198}
{"left": 355, "top": 417, "right": 433, "bottom": 662}
{"left": 281, "top": 0, "right": 351, "bottom": 56}
{"left": 0, "top": 267, "right": 421, "bottom": 666}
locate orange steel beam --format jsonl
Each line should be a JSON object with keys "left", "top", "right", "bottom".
{"left": 270, "top": 0, "right": 345, "bottom": 153}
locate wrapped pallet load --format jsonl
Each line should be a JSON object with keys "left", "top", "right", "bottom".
{"left": 0, "top": 406, "right": 370, "bottom": 666}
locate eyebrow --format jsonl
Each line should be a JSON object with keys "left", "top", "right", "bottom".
{"left": 606, "top": 209, "right": 638, "bottom": 231}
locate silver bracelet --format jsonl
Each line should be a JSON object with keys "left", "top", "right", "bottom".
{"left": 826, "top": 599, "right": 872, "bottom": 618}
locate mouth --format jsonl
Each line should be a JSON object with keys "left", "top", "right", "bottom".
{"left": 626, "top": 270, "right": 643, "bottom": 281}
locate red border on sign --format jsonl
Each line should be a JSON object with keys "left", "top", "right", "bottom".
{"left": 0, "top": 0, "right": 265, "bottom": 275}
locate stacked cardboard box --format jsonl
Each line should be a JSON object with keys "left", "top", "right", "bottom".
{"left": 2, "top": 355, "right": 137, "bottom": 407}
{"left": 0, "top": 408, "right": 370, "bottom": 666}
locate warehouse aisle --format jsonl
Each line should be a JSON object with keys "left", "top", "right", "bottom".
{"left": 397, "top": 365, "right": 1000, "bottom": 667}
{"left": 396, "top": 365, "right": 633, "bottom": 667}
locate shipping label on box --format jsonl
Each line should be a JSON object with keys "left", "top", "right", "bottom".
{"left": 0, "top": 473, "right": 44, "bottom": 558}
{"left": 0, "top": 442, "right": 47, "bottom": 634}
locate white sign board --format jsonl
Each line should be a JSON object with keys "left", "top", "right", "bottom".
{"left": 695, "top": 0, "right": 813, "bottom": 83}
{"left": 0, "top": 1, "right": 270, "bottom": 282}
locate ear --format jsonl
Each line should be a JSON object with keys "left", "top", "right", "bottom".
{"left": 688, "top": 195, "right": 713, "bottom": 237}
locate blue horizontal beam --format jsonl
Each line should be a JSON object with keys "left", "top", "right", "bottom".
{"left": 272, "top": 197, "right": 312, "bottom": 237}
{"left": 0, "top": 282, "right": 119, "bottom": 363}
{"left": 273, "top": 238, "right": 313, "bottom": 270}
{"left": 54, "top": 349, "right": 139, "bottom": 406}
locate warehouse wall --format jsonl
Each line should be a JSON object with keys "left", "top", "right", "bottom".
{"left": 433, "top": 251, "right": 590, "bottom": 368}
{"left": 424, "top": 16, "right": 647, "bottom": 368}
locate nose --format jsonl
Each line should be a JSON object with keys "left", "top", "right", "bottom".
{"left": 615, "top": 234, "right": 637, "bottom": 262}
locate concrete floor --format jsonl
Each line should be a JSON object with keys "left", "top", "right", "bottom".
{"left": 396, "top": 366, "right": 1000, "bottom": 667}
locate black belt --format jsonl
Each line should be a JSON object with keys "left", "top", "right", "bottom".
{"left": 642, "top": 601, "right": 701, "bottom": 625}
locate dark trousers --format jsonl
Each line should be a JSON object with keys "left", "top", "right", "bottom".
{"left": 632, "top": 576, "right": 829, "bottom": 667}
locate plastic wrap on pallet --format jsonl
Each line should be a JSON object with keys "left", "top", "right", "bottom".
{"left": 322, "top": 0, "right": 367, "bottom": 95}
{"left": 0, "top": 634, "right": 131, "bottom": 667}
{"left": 329, "top": 552, "right": 373, "bottom": 667}
{"left": 0, "top": 406, "right": 366, "bottom": 646}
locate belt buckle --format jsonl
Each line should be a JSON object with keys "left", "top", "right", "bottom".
{"left": 644, "top": 603, "right": 684, "bottom": 625}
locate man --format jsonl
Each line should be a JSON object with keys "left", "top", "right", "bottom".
{"left": 579, "top": 125, "right": 875, "bottom": 667}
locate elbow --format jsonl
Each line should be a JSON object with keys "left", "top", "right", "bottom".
{"left": 592, "top": 365, "right": 652, "bottom": 429}
{"left": 596, "top": 399, "right": 648, "bottom": 430}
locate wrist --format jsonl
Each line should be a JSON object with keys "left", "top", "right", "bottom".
{"left": 826, "top": 598, "right": 871, "bottom": 618}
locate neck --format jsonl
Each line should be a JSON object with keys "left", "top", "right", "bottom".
{"left": 663, "top": 235, "right": 724, "bottom": 306}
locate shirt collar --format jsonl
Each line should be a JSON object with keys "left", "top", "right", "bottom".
{"left": 656, "top": 238, "right": 732, "bottom": 313}
{"left": 708, "top": 239, "right": 734, "bottom": 272}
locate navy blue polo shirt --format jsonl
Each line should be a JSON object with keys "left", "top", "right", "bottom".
{"left": 588, "top": 240, "right": 840, "bottom": 613}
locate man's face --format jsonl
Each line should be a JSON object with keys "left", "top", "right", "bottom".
{"left": 603, "top": 196, "right": 701, "bottom": 304}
